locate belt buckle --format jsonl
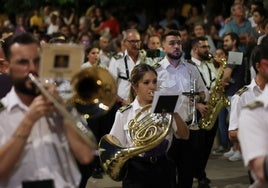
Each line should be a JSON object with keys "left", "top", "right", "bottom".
{"left": 149, "top": 156, "right": 157, "bottom": 163}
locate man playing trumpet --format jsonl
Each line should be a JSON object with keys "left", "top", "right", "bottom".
{"left": 0, "top": 33, "right": 93, "bottom": 188}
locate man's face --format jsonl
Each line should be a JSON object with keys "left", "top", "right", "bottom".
{"left": 147, "top": 36, "right": 161, "bottom": 50}
{"left": 259, "top": 59, "right": 268, "bottom": 82}
{"left": 223, "top": 35, "right": 234, "bottom": 52}
{"left": 9, "top": 43, "right": 40, "bottom": 96}
{"left": 179, "top": 30, "right": 189, "bottom": 45}
{"left": 195, "top": 40, "right": 210, "bottom": 61}
{"left": 99, "top": 37, "right": 110, "bottom": 51}
{"left": 124, "top": 31, "right": 141, "bottom": 54}
{"left": 162, "top": 35, "right": 182, "bottom": 60}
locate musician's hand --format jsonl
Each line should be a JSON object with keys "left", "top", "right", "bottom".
{"left": 196, "top": 103, "right": 209, "bottom": 117}
{"left": 26, "top": 95, "right": 55, "bottom": 125}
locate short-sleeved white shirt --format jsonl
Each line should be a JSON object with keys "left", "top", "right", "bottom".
{"left": 108, "top": 50, "right": 144, "bottom": 101}
{"left": 109, "top": 98, "right": 178, "bottom": 152}
{"left": 156, "top": 57, "right": 208, "bottom": 122}
{"left": 0, "top": 88, "right": 80, "bottom": 188}
{"left": 229, "top": 78, "right": 262, "bottom": 131}
{"left": 238, "top": 84, "right": 268, "bottom": 188}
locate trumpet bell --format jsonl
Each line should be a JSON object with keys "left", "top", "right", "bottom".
{"left": 70, "top": 67, "right": 117, "bottom": 119}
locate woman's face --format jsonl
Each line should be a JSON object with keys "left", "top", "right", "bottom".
{"left": 194, "top": 25, "right": 205, "bottom": 37}
{"left": 253, "top": 12, "right": 264, "bottom": 25}
{"left": 87, "top": 48, "right": 100, "bottom": 64}
{"left": 133, "top": 71, "right": 157, "bottom": 105}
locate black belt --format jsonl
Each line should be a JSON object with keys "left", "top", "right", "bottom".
{"left": 132, "top": 155, "right": 167, "bottom": 164}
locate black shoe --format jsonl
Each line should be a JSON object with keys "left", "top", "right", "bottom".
{"left": 92, "top": 168, "right": 103, "bottom": 179}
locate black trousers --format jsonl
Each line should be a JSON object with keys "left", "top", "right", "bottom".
{"left": 123, "top": 156, "right": 176, "bottom": 188}
{"left": 168, "top": 130, "right": 202, "bottom": 188}
{"left": 194, "top": 120, "right": 218, "bottom": 180}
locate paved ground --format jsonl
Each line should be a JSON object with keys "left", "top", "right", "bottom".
{"left": 86, "top": 154, "right": 250, "bottom": 188}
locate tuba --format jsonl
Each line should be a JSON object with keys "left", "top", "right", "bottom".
{"left": 198, "top": 55, "right": 230, "bottom": 130}
{"left": 99, "top": 104, "right": 173, "bottom": 181}
{"left": 29, "top": 66, "right": 117, "bottom": 148}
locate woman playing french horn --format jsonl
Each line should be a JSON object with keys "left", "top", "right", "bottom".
{"left": 109, "top": 63, "right": 189, "bottom": 188}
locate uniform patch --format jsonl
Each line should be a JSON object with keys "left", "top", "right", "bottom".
{"left": 119, "top": 104, "right": 132, "bottom": 113}
{"left": 236, "top": 86, "right": 249, "bottom": 96}
{"left": 113, "top": 54, "right": 123, "bottom": 60}
{"left": 152, "top": 63, "right": 161, "bottom": 69}
{"left": 246, "top": 101, "right": 264, "bottom": 110}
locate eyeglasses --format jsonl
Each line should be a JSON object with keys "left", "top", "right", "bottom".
{"left": 168, "top": 40, "right": 182, "bottom": 46}
{"left": 199, "top": 45, "right": 210, "bottom": 49}
{"left": 126, "top": 40, "right": 141, "bottom": 44}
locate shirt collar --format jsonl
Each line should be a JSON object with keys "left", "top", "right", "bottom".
{"left": 250, "top": 78, "right": 262, "bottom": 93}
{"left": 4, "top": 87, "right": 28, "bottom": 112}
{"left": 191, "top": 57, "right": 202, "bottom": 66}
{"left": 161, "top": 56, "right": 186, "bottom": 69}
{"left": 258, "top": 84, "right": 268, "bottom": 108}
{"left": 132, "top": 98, "right": 143, "bottom": 113}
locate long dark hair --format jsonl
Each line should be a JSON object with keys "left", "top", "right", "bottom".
{"left": 128, "top": 63, "right": 157, "bottom": 103}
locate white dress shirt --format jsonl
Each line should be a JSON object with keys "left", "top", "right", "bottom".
{"left": 108, "top": 50, "right": 143, "bottom": 101}
{"left": 0, "top": 88, "right": 80, "bottom": 188}
{"left": 238, "top": 84, "right": 268, "bottom": 188}
{"left": 229, "top": 78, "right": 262, "bottom": 131}
{"left": 156, "top": 57, "right": 208, "bottom": 122}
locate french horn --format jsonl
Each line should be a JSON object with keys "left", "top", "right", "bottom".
{"left": 99, "top": 104, "right": 173, "bottom": 181}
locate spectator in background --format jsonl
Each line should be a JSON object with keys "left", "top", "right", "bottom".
{"left": 192, "top": 23, "right": 216, "bottom": 53}
{"left": 29, "top": 10, "right": 44, "bottom": 32}
{"left": 147, "top": 34, "right": 161, "bottom": 50}
{"left": 14, "top": 15, "right": 27, "bottom": 35}
{"left": 178, "top": 25, "right": 192, "bottom": 60}
{"left": 46, "top": 13, "right": 59, "bottom": 35}
{"left": 159, "top": 7, "right": 179, "bottom": 29}
{"left": 92, "top": 9, "right": 120, "bottom": 38}
{"left": 223, "top": 2, "right": 251, "bottom": 54}
{"left": 185, "top": 4, "right": 204, "bottom": 27}
{"left": 99, "top": 34, "right": 111, "bottom": 68}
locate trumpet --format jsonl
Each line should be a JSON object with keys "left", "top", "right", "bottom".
{"left": 182, "top": 79, "right": 200, "bottom": 130}
{"left": 28, "top": 67, "right": 117, "bottom": 148}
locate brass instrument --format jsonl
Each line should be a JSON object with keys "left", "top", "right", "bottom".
{"left": 28, "top": 66, "right": 117, "bottom": 148}
{"left": 199, "top": 55, "right": 230, "bottom": 130}
{"left": 99, "top": 104, "right": 173, "bottom": 181}
{"left": 183, "top": 79, "right": 200, "bottom": 130}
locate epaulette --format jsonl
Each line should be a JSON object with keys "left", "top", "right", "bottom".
{"left": 236, "top": 86, "right": 249, "bottom": 96}
{"left": 113, "top": 54, "right": 123, "bottom": 60}
{"left": 152, "top": 62, "right": 161, "bottom": 69}
{"left": 119, "top": 104, "right": 132, "bottom": 113}
{"left": 0, "top": 100, "right": 5, "bottom": 113}
{"left": 246, "top": 101, "right": 264, "bottom": 110}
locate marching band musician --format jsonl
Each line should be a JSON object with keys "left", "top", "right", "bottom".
{"left": 190, "top": 36, "right": 218, "bottom": 187}
{"left": 238, "top": 38, "right": 268, "bottom": 188}
{"left": 155, "top": 30, "right": 208, "bottom": 188}
{"left": 109, "top": 63, "right": 189, "bottom": 188}
{"left": 0, "top": 33, "right": 93, "bottom": 188}
{"left": 108, "top": 29, "right": 145, "bottom": 107}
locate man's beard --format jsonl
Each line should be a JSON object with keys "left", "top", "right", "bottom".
{"left": 13, "top": 76, "right": 39, "bottom": 97}
{"left": 198, "top": 52, "right": 210, "bottom": 61}
{"left": 166, "top": 52, "right": 182, "bottom": 60}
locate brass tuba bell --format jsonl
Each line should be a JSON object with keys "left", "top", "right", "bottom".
{"left": 69, "top": 66, "right": 117, "bottom": 119}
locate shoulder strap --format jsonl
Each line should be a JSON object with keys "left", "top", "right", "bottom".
{"left": 119, "top": 104, "right": 132, "bottom": 113}
{"left": 236, "top": 86, "right": 249, "bottom": 96}
{"left": 152, "top": 62, "right": 161, "bottom": 69}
